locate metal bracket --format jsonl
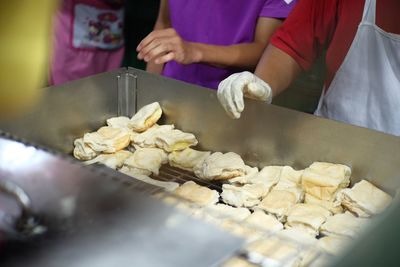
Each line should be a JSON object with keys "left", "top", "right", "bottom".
{"left": 117, "top": 70, "right": 137, "bottom": 117}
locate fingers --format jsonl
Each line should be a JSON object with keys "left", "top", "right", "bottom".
{"left": 138, "top": 37, "right": 173, "bottom": 62}
{"left": 217, "top": 74, "right": 242, "bottom": 119}
{"left": 137, "top": 28, "right": 183, "bottom": 64}
{"left": 154, "top": 52, "right": 176, "bottom": 64}
{"left": 137, "top": 28, "right": 176, "bottom": 51}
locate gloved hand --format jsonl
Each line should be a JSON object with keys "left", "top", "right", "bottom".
{"left": 217, "top": 71, "right": 273, "bottom": 119}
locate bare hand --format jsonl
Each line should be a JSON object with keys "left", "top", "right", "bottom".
{"left": 136, "top": 28, "right": 200, "bottom": 65}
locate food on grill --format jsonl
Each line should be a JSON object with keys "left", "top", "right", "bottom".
{"left": 173, "top": 181, "right": 219, "bottom": 206}
{"left": 230, "top": 165, "right": 281, "bottom": 187}
{"left": 317, "top": 235, "right": 351, "bottom": 255}
{"left": 206, "top": 204, "right": 251, "bottom": 221}
{"left": 246, "top": 236, "right": 302, "bottom": 267}
{"left": 71, "top": 102, "right": 396, "bottom": 267}
{"left": 106, "top": 116, "right": 133, "bottom": 130}
{"left": 304, "top": 193, "right": 344, "bottom": 214}
{"left": 194, "top": 152, "right": 246, "bottom": 181}
{"left": 257, "top": 186, "right": 304, "bottom": 222}
{"left": 285, "top": 203, "right": 332, "bottom": 237}
{"left": 119, "top": 167, "right": 179, "bottom": 191}
{"left": 221, "top": 183, "right": 269, "bottom": 208}
{"left": 129, "top": 102, "right": 162, "bottom": 132}
{"left": 243, "top": 210, "right": 283, "bottom": 233}
{"left": 221, "top": 257, "right": 257, "bottom": 267}
{"left": 155, "top": 129, "right": 198, "bottom": 152}
{"left": 168, "top": 148, "right": 211, "bottom": 172}
{"left": 120, "top": 165, "right": 152, "bottom": 176}
{"left": 337, "top": 179, "right": 392, "bottom": 217}
{"left": 228, "top": 165, "right": 259, "bottom": 184}
{"left": 84, "top": 150, "right": 133, "bottom": 170}
{"left": 320, "top": 211, "right": 367, "bottom": 238}
{"left": 73, "top": 138, "right": 98, "bottom": 160}
{"left": 123, "top": 147, "right": 168, "bottom": 175}
{"left": 83, "top": 126, "right": 131, "bottom": 153}
{"left": 132, "top": 124, "right": 175, "bottom": 148}
{"left": 280, "top": 166, "right": 304, "bottom": 185}
{"left": 301, "top": 162, "right": 351, "bottom": 201}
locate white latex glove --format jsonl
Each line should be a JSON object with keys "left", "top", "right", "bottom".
{"left": 217, "top": 71, "right": 272, "bottom": 119}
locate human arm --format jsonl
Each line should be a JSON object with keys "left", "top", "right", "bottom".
{"left": 217, "top": 0, "right": 337, "bottom": 118}
{"left": 137, "top": 17, "right": 283, "bottom": 70}
{"left": 144, "top": 0, "right": 170, "bottom": 74}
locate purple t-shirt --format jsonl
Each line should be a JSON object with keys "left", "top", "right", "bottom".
{"left": 162, "top": 0, "right": 297, "bottom": 89}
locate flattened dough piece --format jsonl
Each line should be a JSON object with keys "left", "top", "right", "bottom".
{"left": 301, "top": 162, "right": 351, "bottom": 201}
{"left": 318, "top": 236, "right": 351, "bottom": 255}
{"left": 155, "top": 129, "right": 198, "bottom": 152}
{"left": 320, "top": 211, "right": 367, "bottom": 238}
{"left": 246, "top": 237, "right": 302, "bottom": 267}
{"left": 106, "top": 116, "right": 132, "bottom": 129}
{"left": 84, "top": 150, "right": 133, "bottom": 170}
{"left": 129, "top": 102, "right": 162, "bottom": 132}
{"left": 285, "top": 203, "right": 332, "bottom": 237}
{"left": 231, "top": 166, "right": 282, "bottom": 188}
{"left": 123, "top": 147, "right": 168, "bottom": 175}
{"left": 206, "top": 204, "right": 251, "bottom": 221}
{"left": 194, "top": 152, "right": 246, "bottom": 181}
{"left": 337, "top": 179, "right": 392, "bottom": 217}
{"left": 132, "top": 124, "right": 175, "bottom": 148}
{"left": 119, "top": 166, "right": 179, "bottom": 192}
{"left": 228, "top": 165, "right": 259, "bottom": 184}
{"left": 244, "top": 210, "right": 283, "bottom": 233}
{"left": 221, "top": 257, "right": 257, "bottom": 267}
{"left": 221, "top": 183, "right": 269, "bottom": 208}
{"left": 304, "top": 193, "right": 343, "bottom": 214}
{"left": 173, "top": 181, "right": 219, "bottom": 206}
{"left": 280, "top": 166, "right": 304, "bottom": 185}
{"left": 106, "top": 116, "right": 138, "bottom": 140}
{"left": 73, "top": 138, "right": 98, "bottom": 160}
{"left": 83, "top": 126, "right": 131, "bottom": 153}
{"left": 168, "top": 148, "right": 211, "bottom": 171}
{"left": 256, "top": 187, "right": 303, "bottom": 222}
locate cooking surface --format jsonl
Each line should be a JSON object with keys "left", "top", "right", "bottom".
{"left": 0, "top": 136, "right": 243, "bottom": 267}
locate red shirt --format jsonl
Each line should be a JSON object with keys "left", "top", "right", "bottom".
{"left": 271, "top": 0, "right": 400, "bottom": 89}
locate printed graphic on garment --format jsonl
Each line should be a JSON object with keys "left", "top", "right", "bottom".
{"left": 73, "top": 4, "right": 124, "bottom": 49}
{"left": 284, "top": 0, "right": 294, "bottom": 4}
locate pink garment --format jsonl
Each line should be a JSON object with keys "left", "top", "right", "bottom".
{"left": 50, "top": 0, "right": 124, "bottom": 86}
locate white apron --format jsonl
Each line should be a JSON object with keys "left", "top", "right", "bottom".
{"left": 314, "top": 0, "right": 400, "bottom": 136}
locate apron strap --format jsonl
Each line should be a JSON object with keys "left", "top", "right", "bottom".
{"left": 362, "top": 0, "right": 376, "bottom": 24}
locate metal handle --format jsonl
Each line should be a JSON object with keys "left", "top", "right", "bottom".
{"left": 0, "top": 179, "right": 32, "bottom": 217}
{"left": 0, "top": 179, "right": 44, "bottom": 237}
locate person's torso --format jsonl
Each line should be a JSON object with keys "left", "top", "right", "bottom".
{"left": 163, "top": 0, "right": 268, "bottom": 89}
{"left": 316, "top": 0, "right": 400, "bottom": 136}
{"left": 325, "top": 0, "right": 400, "bottom": 89}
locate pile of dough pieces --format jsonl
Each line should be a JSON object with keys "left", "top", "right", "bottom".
{"left": 73, "top": 102, "right": 393, "bottom": 267}
{"left": 173, "top": 163, "right": 392, "bottom": 267}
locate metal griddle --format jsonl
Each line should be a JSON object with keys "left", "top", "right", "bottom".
{"left": 0, "top": 134, "right": 243, "bottom": 267}
{"left": 1, "top": 67, "right": 400, "bottom": 266}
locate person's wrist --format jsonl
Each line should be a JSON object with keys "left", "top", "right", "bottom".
{"left": 187, "top": 42, "right": 203, "bottom": 64}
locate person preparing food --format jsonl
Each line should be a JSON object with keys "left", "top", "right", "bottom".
{"left": 217, "top": 0, "right": 400, "bottom": 136}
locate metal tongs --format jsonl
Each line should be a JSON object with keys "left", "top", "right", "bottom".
{"left": 0, "top": 179, "right": 46, "bottom": 239}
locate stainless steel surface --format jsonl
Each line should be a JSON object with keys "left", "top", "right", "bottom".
{"left": 2, "top": 67, "right": 399, "bottom": 192}
{"left": 0, "top": 135, "right": 243, "bottom": 267}
{"left": 130, "top": 67, "right": 400, "bottom": 194}
{"left": 0, "top": 70, "right": 123, "bottom": 154}
{"left": 0, "top": 68, "right": 399, "bottom": 266}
